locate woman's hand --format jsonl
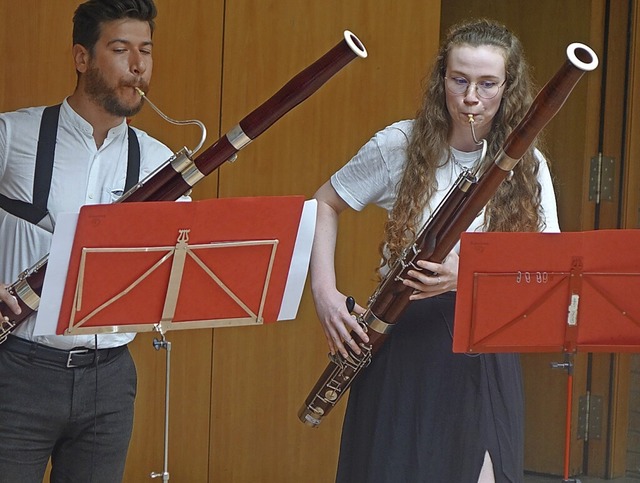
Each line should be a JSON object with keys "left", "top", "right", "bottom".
{"left": 310, "top": 181, "right": 370, "bottom": 358}
{"left": 313, "top": 287, "right": 368, "bottom": 358}
{"left": 402, "top": 250, "right": 459, "bottom": 300}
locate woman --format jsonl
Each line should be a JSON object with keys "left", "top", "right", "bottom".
{"left": 310, "top": 19, "right": 560, "bottom": 483}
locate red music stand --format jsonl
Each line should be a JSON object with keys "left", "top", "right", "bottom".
{"left": 34, "top": 195, "right": 316, "bottom": 481}
{"left": 453, "top": 229, "right": 640, "bottom": 483}
{"left": 35, "top": 195, "right": 314, "bottom": 336}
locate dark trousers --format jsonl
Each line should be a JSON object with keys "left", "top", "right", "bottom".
{"left": 0, "top": 337, "right": 137, "bottom": 483}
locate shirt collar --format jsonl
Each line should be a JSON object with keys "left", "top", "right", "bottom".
{"left": 60, "top": 98, "right": 128, "bottom": 139}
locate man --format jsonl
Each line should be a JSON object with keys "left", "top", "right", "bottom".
{"left": 0, "top": 1, "right": 172, "bottom": 481}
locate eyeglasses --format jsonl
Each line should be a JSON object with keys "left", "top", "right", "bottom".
{"left": 444, "top": 76, "right": 506, "bottom": 99}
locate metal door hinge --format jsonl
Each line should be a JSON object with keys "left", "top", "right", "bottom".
{"left": 577, "top": 392, "right": 603, "bottom": 441}
{"left": 589, "top": 154, "right": 615, "bottom": 203}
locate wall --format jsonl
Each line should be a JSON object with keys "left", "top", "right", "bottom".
{"left": 624, "top": 0, "right": 640, "bottom": 477}
{"left": 0, "top": 1, "right": 441, "bottom": 482}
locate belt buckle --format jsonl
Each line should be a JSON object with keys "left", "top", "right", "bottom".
{"left": 66, "top": 348, "right": 89, "bottom": 368}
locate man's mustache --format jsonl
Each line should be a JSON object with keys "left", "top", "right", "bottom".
{"left": 121, "top": 79, "right": 149, "bottom": 93}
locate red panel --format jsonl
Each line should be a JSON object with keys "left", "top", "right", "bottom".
{"left": 57, "top": 196, "right": 305, "bottom": 334}
{"left": 453, "top": 230, "right": 640, "bottom": 353}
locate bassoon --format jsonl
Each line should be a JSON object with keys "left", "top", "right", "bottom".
{"left": 298, "top": 42, "right": 599, "bottom": 428}
{"left": 0, "top": 30, "right": 368, "bottom": 342}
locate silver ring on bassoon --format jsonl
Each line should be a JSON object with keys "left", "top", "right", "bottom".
{"left": 363, "top": 311, "right": 394, "bottom": 335}
{"left": 14, "top": 280, "right": 40, "bottom": 312}
{"left": 226, "top": 124, "right": 252, "bottom": 150}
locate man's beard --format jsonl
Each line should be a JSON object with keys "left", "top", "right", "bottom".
{"left": 84, "top": 66, "right": 148, "bottom": 118}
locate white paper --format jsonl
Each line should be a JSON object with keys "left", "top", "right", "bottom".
{"left": 34, "top": 212, "right": 79, "bottom": 336}
{"left": 277, "top": 199, "right": 317, "bottom": 321}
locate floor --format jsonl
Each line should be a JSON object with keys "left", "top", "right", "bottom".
{"left": 524, "top": 474, "right": 639, "bottom": 482}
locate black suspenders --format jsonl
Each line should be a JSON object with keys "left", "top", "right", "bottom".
{"left": 125, "top": 124, "right": 140, "bottom": 193}
{"left": 0, "top": 104, "right": 141, "bottom": 226}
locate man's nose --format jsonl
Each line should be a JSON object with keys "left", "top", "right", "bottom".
{"left": 130, "top": 51, "right": 147, "bottom": 75}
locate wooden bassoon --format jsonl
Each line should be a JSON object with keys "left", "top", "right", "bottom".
{"left": 298, "top": 42, "right": 599, "bottom": 428}
{"left": 0, "top": 30, "right": 368, "bottom": 342}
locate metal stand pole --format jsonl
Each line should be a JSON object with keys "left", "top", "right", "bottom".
{"left": 551, "top": 353, "right": 582, "bottom": 483}
{"left": 150, "top": 332, "right": 171, "bottom": 481}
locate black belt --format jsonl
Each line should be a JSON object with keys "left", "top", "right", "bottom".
{"left": 1, "top": 335, "right": 128, "bottom": 368}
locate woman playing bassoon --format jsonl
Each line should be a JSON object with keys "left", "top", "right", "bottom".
{"left": 310, "top": 19, "right": 560, "bottom": 482}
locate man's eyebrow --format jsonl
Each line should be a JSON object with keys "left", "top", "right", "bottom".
{"left": 106, "top": 39, "right": 154, "bottom": 47}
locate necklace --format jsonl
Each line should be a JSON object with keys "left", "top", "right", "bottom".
{"left": 449, "top": 147, "right": 482, "bottom": 172}
{"left": 450, "top": 153, "right": 469, "bottom": 172}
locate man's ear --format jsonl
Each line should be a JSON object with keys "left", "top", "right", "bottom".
{"left": 72, "top": 44, "right": 90, "bottom": 74}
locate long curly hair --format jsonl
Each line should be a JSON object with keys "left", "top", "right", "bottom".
{"left": 382, "top": 18, "right": 547, "bottom": 267}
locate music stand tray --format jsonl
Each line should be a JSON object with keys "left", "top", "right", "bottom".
{"left": 453, "top": 229, "right": 640, "bottom": 354}
{"left": 35, "top": 195, "right": 315, "bottom": 337}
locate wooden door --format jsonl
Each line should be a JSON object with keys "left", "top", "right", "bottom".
{"left": 622, "top": 8, "right": 640, "bottom": 475}
{"left": 441, "top": 0, "right": 632, "bottom": 477}
{"left": 580, "top": 0, "right": 638, "bottom": 478}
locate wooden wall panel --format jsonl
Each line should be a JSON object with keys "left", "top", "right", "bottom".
{"left": 0, "top": 1, "right": 77, "bottom": 109}
{"left": 0, "top": 2, "right": 80, "bottom": 481}
{"left": 581, "top": 2, "right": 632, "bottom": 477}
{"left": 0, "top": 1, "right": 221, "bottom": 481}
{"left": 625, "top": 0, "right": 640, "bottom": 230}
{"left": 609, "top": 1, "right": 640, "bottom": 478}
{"left": 124, "top": 1, "right": 224, "bottom": 481}
{"left": 212, "top": 1, "right": 441, "bottom": 481}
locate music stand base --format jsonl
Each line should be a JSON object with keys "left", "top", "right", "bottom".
{"left": 551, "top": 353, "right": 577, "bottom": 483}
{"left": 150, "top": 333, "right": 171, "bottom": 481}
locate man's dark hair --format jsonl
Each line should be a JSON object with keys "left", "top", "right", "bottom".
{"left": 73, "top": 0, "right": 157, "bottom": 52}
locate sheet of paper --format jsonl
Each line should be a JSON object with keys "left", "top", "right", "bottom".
{"left": 34, "top": 212, "right": 78, "bottom": 336}
{"left": 278, "top": 199, "right": 316, "bottom": 320}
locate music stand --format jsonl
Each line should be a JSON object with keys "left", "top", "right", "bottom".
{"left": 35, "top": 195, "right": 316, "bottom": 481}
{"left": 453, "top": 229, "right": 640, "bottom": 483}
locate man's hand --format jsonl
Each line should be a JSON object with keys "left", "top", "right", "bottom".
{"left": 0, "top": 283, "right": 22, "bottom": 320}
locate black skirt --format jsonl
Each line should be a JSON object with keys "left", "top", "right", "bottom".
{"left": 336, "top": 292, "right": 524, "bottom": 483}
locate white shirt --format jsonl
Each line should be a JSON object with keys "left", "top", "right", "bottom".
{"left": 331, "top": 120, "right": 560, "bottom": 269}
{"left": 0, "top": 99, "right": 175, "bottom": 349}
